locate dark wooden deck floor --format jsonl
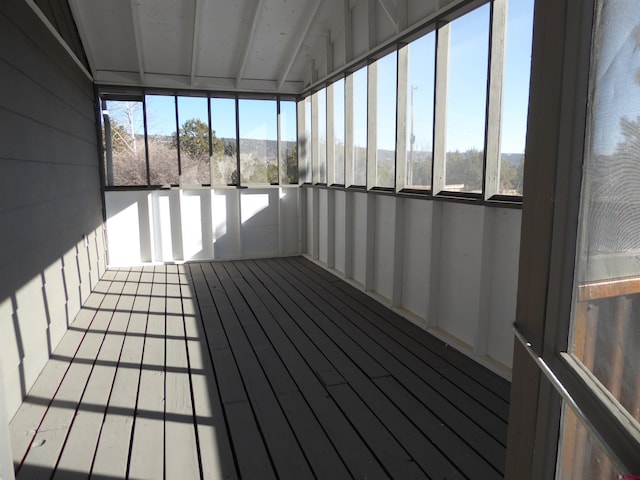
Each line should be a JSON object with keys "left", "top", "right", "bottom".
{"left": 9, "top": 256, "right": 510, "bottom": 479}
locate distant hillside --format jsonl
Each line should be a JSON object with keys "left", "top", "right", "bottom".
{"left": 502, "top": 153, "right": 524, "bottom": 166}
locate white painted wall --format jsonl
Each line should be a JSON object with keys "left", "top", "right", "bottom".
{"left": 301, "top": 186, "right": 521, "bottom": 374}
{"left": 105, "top": 186, "right": 301, "bottom": 265}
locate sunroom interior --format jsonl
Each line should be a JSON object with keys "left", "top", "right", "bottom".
{"left": 1, "top": 0, "right": 640, "bottom": 478}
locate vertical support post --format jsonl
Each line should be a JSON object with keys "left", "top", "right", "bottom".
{"left": 311, "top": 92, "right": 319, "bottom": 184}
{"left": 327, "top": 84, "right": 335, "bottom": 186}
{"left": 396, "top": 44, "right": 409, "bottom": 192}
{"left": 345, "top": 73, "right": 354, "bottom": 186}
{"left": 367, "top": 61, "right": 378, "bottom": 189}
{"left": 433, "top": 22, "right": 450, "bottom": 194}
{"left": 485, "top": 0, "right": 508, "bottom": 199}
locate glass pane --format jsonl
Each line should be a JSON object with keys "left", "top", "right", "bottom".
{"left": 146, "top": 95, "right": 179, "bottom": 185}
{"left": 210, "top": 98, "right": 238, "bottom": 186}
{"left": 177, "top": 96, "right": 209, "bottom": 185}
{"left": 333, "top": 78, "right": 345, "bottom": 185}
{"left": 280, "top": 100, "right": 298, "bottom": 184}
{"left": 557, "top": 405, "right": 625, "bottom": 479}
{"left": 499, "top": 0, "right": 534, "bottom": 195}
{"left": 352, "top": 67, "right": 368, "bottom": 186}
{"left": 375, "top": 51, "right": 397, "bottom": 188}
{"left": 239, "top": 99, "right": 277, "bottom": 184}
{"left": 405, "top": 33, "right": 435, "bottom": 190}
{"left": 444, "top": 5, "right": 490, "bottom": 193}
{"left": 316, "top": 89, "right": 327, "bottom": 183}
{"left": 569, "top": 0, "right": 640, "bottom": 428}
{"left": 102, "top": 99, "right": 146, "bottom": 186}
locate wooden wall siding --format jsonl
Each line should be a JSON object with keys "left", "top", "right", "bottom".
{"left": 0, "top": 0, "right": 105, "bottom": 423}
{"left": 10, "top": 257, "right": 509, "bottom": 479}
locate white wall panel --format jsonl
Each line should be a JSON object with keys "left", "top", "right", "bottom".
{"left": 318, "top": 189, "right": 329, "bottom": 263}
{"left": 280, "top": 187, "right": 301, "bottom": 255}
{"left": 487, "top": 208, "right": 521, "bottom": 368}
{"left": 401, "top": 199, "right": 432, "bottom": 321}
{"left": 334, "top": 190, "right": 347, "bottom": 274}
{"left": 240, "top": 189, "right": 280, "bottom": 258}
{"left": 373, "top": 195, "right": 395, "bottom": 300}
{"left": 351, "top": 191, "right": 368, "bottom": 285}
{"left": 212, "top": 189, "right": 241, "bottom": 259}
{"left": 181, "top": 189, "right": 213, "bottom": 261}
{"left": 437, "top": 202, "right": 484, "bottom": 347}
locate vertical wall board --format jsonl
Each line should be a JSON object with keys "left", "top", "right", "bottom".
{"left": 240, "top": 189, "right": 280, "bottom": 258}
{"left": 280, "top": 187, "right": 301, "bottom": 255}
{"left": 43, "top": 259, "right": 69, "bottom": 350}
{"left": 62, "top": 246, "right": 82, "bottom": 325}
{"left": 401, "top": 199, "right": 432, "bottom": 322}
{"left": 334, "top": 190, "right": 347, "bottom": 274}
{"left": 212, "top": 189, "right": 242, "bottom": 259}
{"left": 181, "top": 189, "right": 214, "bottom": 261}
{"left": 0, "top": 299, "right": 22, "bottom": 418}
{"left": 373, "top": 195, "right": 396, "bottom": 301}
{"left": 13, "top": 276, "right": 50, "bottom": 394}
{"left": 105, "top": 191, "right": 151, "bottom": 266}
{"left": 351, "top": 192, "right": 369, "bottom": 286}
{"left": 0, "top": 359, "right": 15, "bottom": 480}
{"left": 318, "top": 189, "right": 329, "bottom": 263}
{"left": 437, "top": 202, "right": 484, "bottom": 347}
{"left": 306, "top": 189, "right": 315, "bottom": 254}
{"left": 487, "top": 208, "right": 521, "bottom": 368}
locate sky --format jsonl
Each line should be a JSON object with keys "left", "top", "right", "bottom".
{"left": 108, "top": 0, "right": 534, "bottom": 155}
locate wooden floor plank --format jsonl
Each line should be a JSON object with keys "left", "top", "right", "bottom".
{"left": 204, "top": 263, "right": 314, "bottom": 480}
{"left": 180, "top": 265, "right": 238, "bottom": 480}
{"left": 218, "top": 261, "right": 351, "bottom": 479}
{"left": 289, "top": 256, "right": 511, "bottom": 421}
{"left": 53, "top": 270, "right": 134, "bottom": 479}
{"left": 90, "top": 278, "right": 151, "bottom": 478}
{"left": 127, "top": 266, "right": 166, "bottom": 480}
{"left": 274, "top": 257, "right": 507, "bottom": 473}
{"left": 277, "top": 258, "right": 507, "bottom": 469}
{"left": 255, "top": 259, "right": 473, "bottom": 478}
{"left": 10, "top": 257, "right": 510, "bottom": 480}
{"left": 292, "top": 256, "right": 511, "bottom": 402}
{"left": 189, "top": 263, "right": 275, "bottom": 480}
{"left": 164, "top": 265, "right": 200, "bottom": 480}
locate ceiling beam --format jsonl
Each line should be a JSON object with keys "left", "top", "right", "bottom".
{"left": 190, "top": 0, "right": 204, "bottom": 85}
{"left": 130, "top": 0, "right": 145, "bottom": 84}
{"left": 67, "top": 0, "right": 96, "bottom": 77}
{"left": 277, "top": 0, "right": 324, "bottom": 91}
{"left": 235, "top": 0, "right": 265, "bottom": 89}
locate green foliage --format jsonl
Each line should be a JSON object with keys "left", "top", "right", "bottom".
{"left": 267, "top": 163, "right": 279, "bottom": 184}
{"left": 284, "top": 144, "right": 298, "bottom": 184}
{"left": 446, "top": 148, "right": 483, "bottom": 191}
{"left": 500, "top": 157, "right": 524, "bottom": 194}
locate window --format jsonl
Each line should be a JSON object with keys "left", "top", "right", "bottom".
{"left": 238, "top": 99, "right": 278, "bottom": 184}
{"left": 444, "top": 5, "right": 490, "bottom": 193}
{"left": 374, "top": 52, "right": 397, "bottom": 188}
{"left": 177, "top": 96, "right": 209, "bottom": 185}
{"left": 280, "top": 100, "right": 298, "bottom": 184}
{"left": 210, "top": 97, "right": 238, "bottom": 186}
{"left": 333, "top": 78, "right": 345, "bottom": 185}
{"left": 351, "top": 67, "right": 368, "bottom": 186}
{"left": 499, "top": 0, "right": 534, "bottom": 195}
{"left": 146, "top": 95, "right": 179, "bottom": 185}
{"left": 405, "top": 33, "right": 435, "bottom": 190}
{"left": 102, "top": 98, "right": 146, "bottom": 186}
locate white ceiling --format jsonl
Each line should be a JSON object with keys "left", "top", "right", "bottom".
{"left": 67, "top": 0, "right": 455, "bottom": 95}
